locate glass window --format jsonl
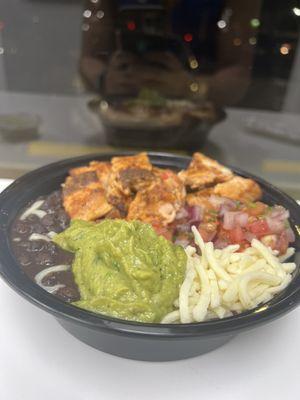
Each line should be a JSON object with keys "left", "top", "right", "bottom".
{"left": 0, "top": 0, "right": 299, "bottom": 198}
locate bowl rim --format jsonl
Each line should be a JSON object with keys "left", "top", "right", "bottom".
{"left": 0, "top": 151, "right": 299, "bottom": 338}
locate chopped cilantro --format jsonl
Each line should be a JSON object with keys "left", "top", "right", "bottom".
{"left": 208, "top": 217, "right": 217, "bottom": 222}
{"left": 208, "top": 210, "right": 218, "bottom": 215}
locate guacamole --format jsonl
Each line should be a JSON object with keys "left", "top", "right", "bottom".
{"left": 54, "top": 219, "right": 186, "bottom": 323}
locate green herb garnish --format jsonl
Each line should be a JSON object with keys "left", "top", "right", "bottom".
{"left": 208, "top": 210, "right": 218, "bottom": 215}
{"left": 125, "top": 88, "right": 167, "bottom": 108}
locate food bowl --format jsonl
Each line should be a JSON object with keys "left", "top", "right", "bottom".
{"left": 0, "top": 152, "right": 299, "bottom": 361}
{"left": 88, "top": 97, "right": 226, "bottom": 149}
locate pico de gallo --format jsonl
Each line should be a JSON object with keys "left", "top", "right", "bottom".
{"left": 171, "top": 196, "right": 295, "bottom": 255}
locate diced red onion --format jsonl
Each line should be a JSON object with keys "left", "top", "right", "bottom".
{"left": 176, "top": 223, "right": 191, "bottom": 233}
{"left": 234, "top": 212, "right": 249, "bottom": 227}
{"left": 190, "top": 221, "right": 202, "bottom": 229}
{"left": 285, "top": 227, "right": 295, "bottom": 243}
{"left": 214, "top": 238, "right": 229, "bottom": 249}
{"left": 174, "top": 238, "right": 190, "bottom": 247}
{"left": 244, "top": 231, "right": 256, "bottom": 242}
{"left": 266, "top": 217, "right": 285, "bottom": 234}
{"left": 209, "top": 195, "right": 236, "bottom": 211}
{"left": 266, "top": 205, "right": 290, "bottom": 235}
{"left": 223, "top": 211, "right": 248, "bottom": 230}
{"left": 223, "top": 212, "right": 236, "bottom": 230}
{"left": 175, "top": 207, "right": 189, "bottom": 220}
{"left": 268, "top": 205, "right": 289, "bottom": 221}
{"left": 219, "top": 204, "right": 233, "bottom": 216}
{"left": 187, "top": 205, "right": 203, "bottom": 222}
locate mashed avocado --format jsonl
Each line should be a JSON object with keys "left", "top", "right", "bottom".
{"left": 54, "top": 219, "right": 186, "bottom": 323}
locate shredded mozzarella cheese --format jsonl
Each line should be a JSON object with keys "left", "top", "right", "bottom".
{"left": 20, "top": 200, "right": 47, "bottom": 220}
{"left": 34, "top": 265, "right": 70, "bottom": 294}
{"left": 161, "top": 228, "right": 296, "bottom": 324}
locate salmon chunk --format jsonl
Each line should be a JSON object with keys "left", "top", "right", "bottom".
{"left": 127, "top": 168, "right": 185, "bottom": 226}
{"left": 106, "top": 152, "right": 156, "bottom": 212}
{"left": 186, "top": 176, "right": 262, "bottom": 207}
{"left": 213, "top": 176, "right": 262, "bottom": 202}
{"left": 178, "top": 152, "right": 233, "bottom": 190}
{"left": 62, "top": 166, "right": 112, "bottom": 221}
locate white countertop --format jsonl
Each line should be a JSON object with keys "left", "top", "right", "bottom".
{"left": 0, "top": 179, "right": 299, "bottom": 400}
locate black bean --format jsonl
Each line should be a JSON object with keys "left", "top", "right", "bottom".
{"left": 58, "top": 252, "right": 74, "bottom": 265}
{"left": 35, "top": 252, "right": 53, "bottom": 266}
{"left": 57, "top": 210, "right": 69, "bottom": 225}
{"left": 57, "top": 286, "right": 80, "bottom": 302}
{"left": 14, "top": 222, "right": 32, "bottom": 235}
{"left": 59, "top": 221, "right": 69, "bottom": 230}
{"left": 41, "top": 191, "right": 62, "bottom": 210}
{"left": 28, "top": 241, "right": 45, "bottom": 252}
{"left": 27, "top": 214, "right": 39, "bottom": 224}
{"left": 31, "top": 223, "right": 47, "bottom": 234}
{"left": 18, "top": 240, "right": 32, "bottom": 249}
{"left": 45, "top": 242, "right": 58, "bottom": 255}
{"left": 42, "top": 273, "right": 58, "bottom": 286}
{"left": 41, "top": 214, "right": 55, "bottom": 228}
{"left": 18, "top": 253, "right": 31, "bottom": 267}
{"left": 12, "top": 189, "right": 77, "bottom": 304}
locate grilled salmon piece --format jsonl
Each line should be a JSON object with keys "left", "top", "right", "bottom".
{"left": 89, "top": 161, "right": 111, "bottom": 187}
{"left": 70, "top": 161, "right": 111, "bottom": 187}
{"left": 178, "top": 152, "right": 233, "bottom": 190}
{"left": 186, "top": 176, "right": 262, "bottom": 208}
{"left": 63, "top": 186, "right": 112, "bottom": 221}
{"left": 213, "top": 176, "right": 262, "bottom": 202}
{"left": 106, "top": 152, "right": 156, "bottom": 213}
{"left": 62, "top": 165, "right": 112, "bottom": 221}
{"left": 111, "top": 152, "right": 154, "bottom": 193}
{"left": 127, "top": 168, "right": 185, "bottom": 226}
{"left": 111, "top": 152, "right": 152, "bottom": 174}
{"left": 69, "top": 165, "right": 97, "bottom": 176}
{"left": 186, "top": 188, "right": 214, "bottom": 209}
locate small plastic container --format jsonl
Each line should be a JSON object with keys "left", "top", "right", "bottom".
{"left": 0, "top": 113, "right": 40, "bottom": 142}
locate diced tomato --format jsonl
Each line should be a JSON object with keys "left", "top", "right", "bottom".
{"left": 229, "top": 226, "right": 245, "bottom": 243}
{"left": 161, "top": 171, "right": 172, "bottom": 180}
{"left": 198, "top": 222, "right": 217, "bottom": 242}
{"left": 247, "top": 219, "right": 271, "bottom": 238}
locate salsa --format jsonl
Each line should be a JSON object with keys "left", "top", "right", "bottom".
{"left": 172, "top": 199, "right": 295, "bottom": 254}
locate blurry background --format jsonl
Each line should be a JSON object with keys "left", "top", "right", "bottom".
{"left": 0, "top": 0, "right": 299, "bottom": 197}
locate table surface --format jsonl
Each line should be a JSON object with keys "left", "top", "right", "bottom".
{"left": 0, "top": 179, "right": 299, "bottom": 400}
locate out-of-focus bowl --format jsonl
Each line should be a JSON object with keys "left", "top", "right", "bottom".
{"left": 88, "top": 98, "right": 226, "bottom": 149}
{"left": 0, "top": 152, "right": 299, "bottom": 361}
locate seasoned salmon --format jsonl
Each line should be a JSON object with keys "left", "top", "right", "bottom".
{"left": 127, "top": 168, "right": 185, "bottom": 226}
{"left": 62, "top": 163, "right": 112, "bottom": 221}
{"left": 106, "top": 153, "right": 156, "bottom": 213}
{"left": 178, "top": 152, "right": 233, "bottom": 190}
{"left": 186, "top": 176, "right": 262, "bottom": 207}
{"left": 213, "top": 176, "right": 262, "bottom": 202}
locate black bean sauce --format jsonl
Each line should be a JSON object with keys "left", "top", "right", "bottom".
{"left": 10, "top": 190, "right": 80, "bottom": 302}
